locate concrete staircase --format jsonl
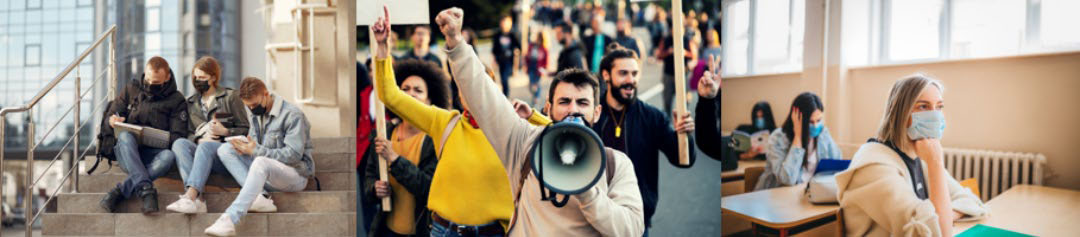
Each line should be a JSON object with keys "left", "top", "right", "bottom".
{"left": 41, "top": 137, "right": 357, "bottom": 236}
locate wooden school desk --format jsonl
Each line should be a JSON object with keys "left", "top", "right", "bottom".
{"left": 721, "top": 160, "right": 766, "bottom": 183}
{"left": 721, "top": 183, "right": 840, "bottom": 236}
{"left": 954, "top": 185, "right": 1080, "bottom": 236}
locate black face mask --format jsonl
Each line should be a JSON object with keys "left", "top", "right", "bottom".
{"left": 194, "top": 79, "right": 211, "bottom": 94}
{"left": 146, "top": 80, "right": 165, "bottom": 92}
{"left": 250, "top": 96, "right": 268, "bottom": 116}
{"left": 250, "top": 104, "right": 268, "bottom": 116}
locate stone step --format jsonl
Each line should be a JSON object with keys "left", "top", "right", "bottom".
{"left": 82, "top": 150, "right": 355, "bottom": 175}
{"left": 78, "top": 170, "right": 355, "bottom": 193}
{"left": 42, "top": 212, "right": 355, "bottom": 236}
{"left": 312, "top": 137, "right": 356, "bottom": 154}
{"left": 57, "top": 191, "right": 354, "bottom": 214}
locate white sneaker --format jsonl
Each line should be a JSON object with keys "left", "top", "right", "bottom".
{"left": 165, "top": 195, "right": 207, "bottom": 214}
{"left": 248, "top": 194, "right": 277, "bottom": 213}
{"left": 204, "top": 214, "right": 236, "bottom": 236}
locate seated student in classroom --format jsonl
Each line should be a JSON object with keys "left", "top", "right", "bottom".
{"left": 835, "top": 75, "right": 987, "bottom": 236}
{"left": 733, "top": 101, "right": 777, "bottom": 160}
{"left": 754, "top": 92, "right": 842, "bottom": 191}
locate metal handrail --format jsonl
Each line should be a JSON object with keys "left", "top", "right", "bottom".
{"left": 0, "top": 24, "right": 117, "bottom": 236}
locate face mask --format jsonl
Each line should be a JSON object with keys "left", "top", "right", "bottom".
{"left": 809, "top": 121, "right": 824, "bottom": 138}
{"left": 194, "top": 79, "right": 211, "bottom": 94}
{"left": 907, "top": 110, "right": 946, "bottom": 140}
{"left": 755, "top": 118, "right": 766, "bottom": 129}
{"left": 250, "top": 96, "right": 268, "bottom": 116}
{"left": 146, "top": 79, "right": 165, "bottom": 92}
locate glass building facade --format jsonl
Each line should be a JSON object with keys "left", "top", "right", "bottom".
{"left": 0, "top": 0, "right": 98, "bottom": 149}
{"left": 0, "top": 0, "right": 241, "bottom": 151}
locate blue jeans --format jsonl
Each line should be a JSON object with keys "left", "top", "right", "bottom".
{"left": 498, "top": 62, "right": 513, "bottom": 96}
{"left": 222, "top": 156, "right": 307, "bottom": 223}
{"left": 216, "top": 142, "right": 256, "bottom": 187}
{"left": 428, "top": 218, "right": 504, "bottom": 237}
{"left": 172, "top": 139, "right": 233, "bottom": 193}
{"left": 527, "top": 69, "right": 541, "bottom": 100}
{"left": 114, "top": 131, "right": 175, "bottom": 198}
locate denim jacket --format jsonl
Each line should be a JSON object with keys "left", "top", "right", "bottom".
{"left": 249, "top": 94, "right": 315, "bottom": 177}
{"left": 754, "top": 127, "right": 842, "bottom": 191}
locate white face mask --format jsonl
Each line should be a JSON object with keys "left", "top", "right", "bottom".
{"left": 907, "top": 110, "right": 946, "bottom": 140}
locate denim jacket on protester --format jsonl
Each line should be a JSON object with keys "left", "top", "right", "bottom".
{"left": 247, "top": 94, "right": 315, "bottom": 178}
{"left": 754, "top": 127, "right": 843, "bottom": 191}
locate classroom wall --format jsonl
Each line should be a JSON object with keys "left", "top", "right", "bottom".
{"left": 721, "top": 51, "right": 1080, "bottom": 190}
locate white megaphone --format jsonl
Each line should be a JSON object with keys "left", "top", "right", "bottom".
{"left": 529, "top": 115, "right": 607, "bottom": 207}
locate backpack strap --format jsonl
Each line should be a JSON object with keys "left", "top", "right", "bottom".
{"left": 604, "top": 148, "right": 616, "bottom": 184}
{"left": 437, "top": 114, "right": 462, "bottom": 158}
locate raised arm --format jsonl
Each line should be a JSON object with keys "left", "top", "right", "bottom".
{"left": 438, "top": 8, "right": 541, "bottom": 171}
{"left": 696, "top": 55, "right": 721, "bottom": 159}
{"left": 372, "top": 6, "right": 454, "bottom": 141}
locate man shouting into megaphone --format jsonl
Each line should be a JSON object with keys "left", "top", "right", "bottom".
{"left": 436, "top": 7, "right": 645, "bottom": 237}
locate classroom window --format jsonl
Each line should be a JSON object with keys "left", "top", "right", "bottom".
{"left": 862, "top": 0, "right": 1080, "bottom": 65}
{"left": 883, "top": 0, "right": 943, "bottom": 62}
{"left": 950, "top": 0, "right": 1025, "bottom": 58}
{"left": 722, "top": 0, "right": 805, "bottom": 76}
{"left": 1038, "top": 0, "right": 1080, "bottom": 48}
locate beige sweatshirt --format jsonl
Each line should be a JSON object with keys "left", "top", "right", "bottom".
{"left": 446, "top": 43, "right": 645, "bottom": 237}
{"left": 835, "top": 142, "right": 988, "bottom": 236}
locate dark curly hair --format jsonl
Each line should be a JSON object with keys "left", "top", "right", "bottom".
{"left": 393, "top": 58, "right": 451, "bottom": 109}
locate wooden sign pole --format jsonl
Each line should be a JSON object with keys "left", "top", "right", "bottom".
{"left": 369, "top": 27, "right": 392, "bottom": 212}
{"left": 672, "top": 0, "right": 690, "bottom": 165}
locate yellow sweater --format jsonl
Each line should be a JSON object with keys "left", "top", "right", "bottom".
{"left": 376, "top": 58, "right": 548, "bottom": 230}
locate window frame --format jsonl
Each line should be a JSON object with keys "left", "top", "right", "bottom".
{"left": 722, "top": 0, "right": 806, "bottom": 77}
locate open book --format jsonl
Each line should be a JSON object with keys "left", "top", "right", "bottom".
{"left": 113, "top": 122, "right": 171, "bottom": 149}
{"left": 729, "top": 130, "right": 770, "bottom": 152}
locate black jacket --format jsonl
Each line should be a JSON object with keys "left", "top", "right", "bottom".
{"left": 593, "top": 99, "right": 696, "bottom": 227}
{"left": 363, "top": 123, "right": 438, "bottom": 236}
{"left": 556, "top": 40, "right": 587, "bottom": 72}
{"left": 184, "top": 87, "right": 250, "bottom": 141}
{"left": 107, "top": 73, "right": 189, "bottom": 146}
{"left": 696, "top": 96, "right": 722, "bottom": 160}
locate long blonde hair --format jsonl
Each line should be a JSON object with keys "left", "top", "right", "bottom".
{"left": 875, "top": 74, "right": 945, "bottom": 152}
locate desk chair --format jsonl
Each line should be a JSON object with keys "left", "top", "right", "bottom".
{"left": 745, "top": 166, "right": 765, "bottom": 192}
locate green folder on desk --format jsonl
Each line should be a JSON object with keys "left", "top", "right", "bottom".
{"left": 956, "top": 224, "right": 1033, "bottom": 237}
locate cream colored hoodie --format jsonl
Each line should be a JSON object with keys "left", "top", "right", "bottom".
{"left": 445, "top": 43, "right": 645, "bottom": 236}
{"left": 835, "top": 142, "right": 988, "bottom": 237}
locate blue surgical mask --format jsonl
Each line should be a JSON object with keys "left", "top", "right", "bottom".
{"left": 809, "top": 121, "right": 824, "bottom": 138}
{"left": 755, "top": 118, "right": 766, "bottom": 129}
{"left": 907, "top": 110, "right": 946, "bottom": 140}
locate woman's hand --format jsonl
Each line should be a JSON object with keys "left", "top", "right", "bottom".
{"left": 916, "top": 138, "right": 953, "bottom": 235}
{"left": 914, "top": 138, "right": 944, "bottom": 164}
{"left": 374, "top": 180, "right": 391, "bottom": 198}
{"left": 790, "top": 107, "right": 802, "bottom": 148}
{"left": 209, "top": 119, "right": 228, "bottom": 136}
{"left": 374, "top": 137, "right": 398, "bottom": 164}
{"left": 372, "top": 6, "right": 391, "bottom": 59}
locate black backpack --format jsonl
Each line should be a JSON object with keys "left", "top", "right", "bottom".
{"left": 88, "top": 101, "right": 117, "bottom": 174}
